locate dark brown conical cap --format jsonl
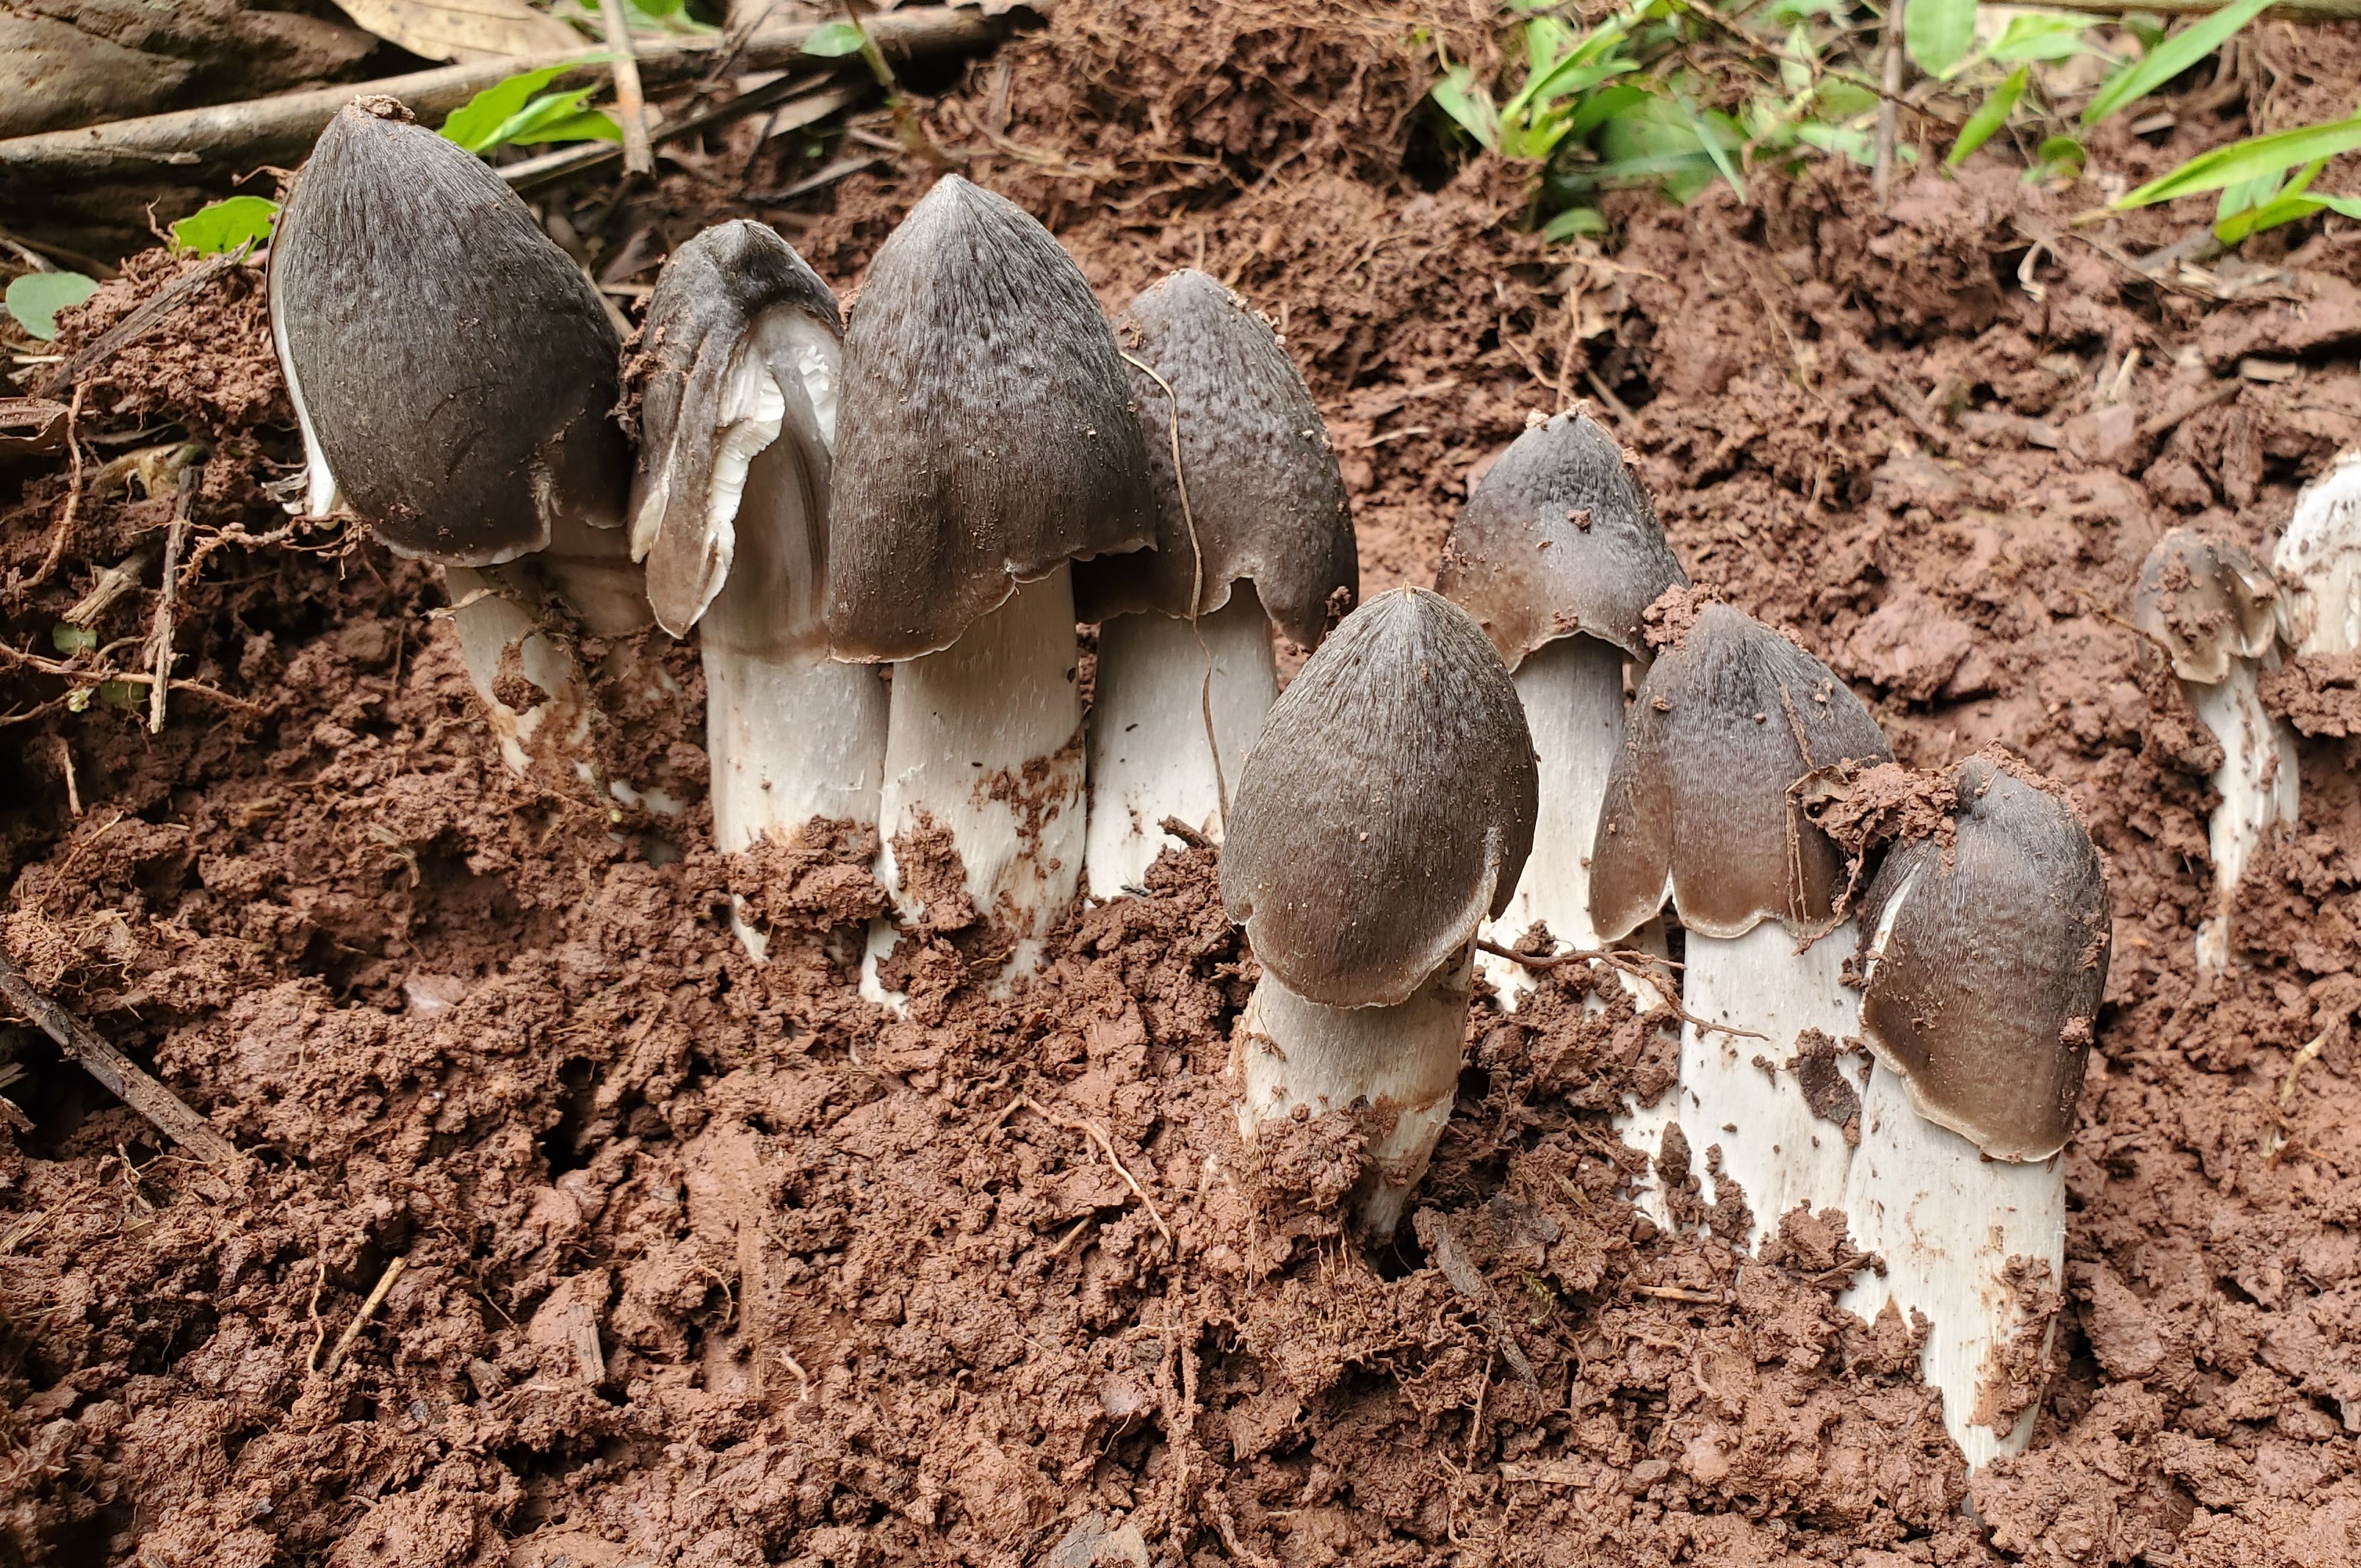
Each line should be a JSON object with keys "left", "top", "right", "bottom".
{"left": 1588, "top": 601, "right": 1893, "bottom": 942}
{"left": 268, "top": 96, "right": 627, "bottom": 566}
{"left": 1855, "top": 754, "right": 2112, "bottom": 1161}
{"left": 2131, "top": 528, "right": 2279, "bottom": 685}
{"left": 1073, "top": 269, "right": 1355, "bottom": 647}
{"left": 1221, "top": 588, "right": 1538, "bottom": 1008}
{"left": 626, "top": 220, "right": 840, "bottom": 638}
{"left": 824, "top": 176, "right": 1155, "bottom": 661}
{"left": 1436, "top": 410, "right": 1687, "bottom": 669}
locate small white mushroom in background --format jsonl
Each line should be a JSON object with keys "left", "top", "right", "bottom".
{"left": 1838, "top": 754, "right": 2111, "bottom": 1473}
{"left": 1220, "top": 588, "right": 1538, "bottom": 1235}
{"left": 2132, "top": 530, "right": 2292, "bottom": 974}
{"left": 1076, "top": 268, "right": 1355, "bottom": 898}
{"left": 826, "top": 176, "right": 1155, "bottom": 995}
{"left": 2276, "top": 447, "right": 2361, "bottom": 662}
{"left": 1587, "top": 599, "right": 1893, "bottom": 1244}
{"left": 1434, "top": 409, "right": 1687, "bottom": 1016}
{"left": 626, "top": 221, "right": 885, "bottom": 956}
{"left": 268, "top": 96, "right": 650, "bottom": 785}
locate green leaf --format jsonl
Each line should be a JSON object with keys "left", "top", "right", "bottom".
{"left": 1815, "top": 78, "right": 1880, "bottom": 119}
{"left": 2117, "top": 114, "right": 2361, "bottom": 207}
{"left": 2121, "top": 11, "right": 2167, "bottom": 49}
{"left": 1905, "top": 0, "right": 1979, "bottom": 76}
{"left": 1564, "top": 81, "right": 1652, "bottom": 138}
{"left": 490, "top": 86, "right": 622, "bottom": 147}
{"left": 2024, "top": 132, "right": 2085, "bottom": 183}
{"left": 1680, "top": 99, "right": 1747, "bottom": 199}
{"left": 1541, "top": 205, "right": 1609, "bottom": 241}
{"left": 51, "top": 624, "right": 98, "bottom": 655}
{"left": 2082, "top": 0, "right": 2270, "bottom": 126}
{"left": 2213, "top": 187, "right": 2361, "bottom": 245}
{"left": 1526, "top": 15, "right": 1574, "bottom": 76}
{"left": 1947, "top": 65, "right": 2028, "bottom": 166}
{"left": 1431, "top": 64, "right": 1502, "bottom": 151}
{"left": 1982, "top": 10, "right": 2091, "bottom": 63}
{"left": 4, "top": 272, "right": 98, "bottom": 341}
{"left": 441, "top": 62, "right": 591, "bottom": 152}
{"left": 169, "top": 196, "right": 280, "bottom": 256}
{"left": 802, "top": 19, "right": 867, "bottom": 57}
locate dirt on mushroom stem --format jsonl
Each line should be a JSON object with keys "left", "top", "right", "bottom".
{"left": 6, "top": 1, "right": 2361, "bottom": 1561}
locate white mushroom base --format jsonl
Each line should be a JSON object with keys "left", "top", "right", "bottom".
{"left": 1676, "top": 920, "right": 1862, "bottom": 1251}
{"left": 2187, "top": 664, "right": 2298, "bottom": 973}
{"left": 1230, "top": 947, "right": 1473, "bottom": 1237}
{"left": 1084, "top": 588, "right": 1277, "bottom": 899}
{"left": 1839, "top": 1061, "right": 2065, "bottom": 1471}
{"left": 707, "top": 646, "right": 887, "bottom": 857}
{"left": 864, "top": 568, "right": 1086, "bottom": 1004}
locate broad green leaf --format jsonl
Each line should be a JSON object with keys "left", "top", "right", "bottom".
{"left": 512, "top": 106, "right": 624, "bottom": 145}
{"left": 441, "top": 62, "right": 586, "bottom": 152}
{"left": 2214, "top": 164, "right": 2296, "bottom": 225}
{"left": 1905, "top": 0, "right": 1979, "bottom": 76}
{"left": 1431, "top": 64, "right": 1503, "bottom": 151}
{"left": 1564, "top": 81, "right": 1652, "bottom": 138}
{"left": 802, "top": 19, "right": 867, "bottom": 57}
{"left": 4, "top": 272, "right": 98, "bottom": 341}
{"left": 51, "top": 624, "right": 99, "bottom": 655}
{"left": 2082, "top": 0, "right": 2270, "bottom": 126}
{"left": 1982, "top": 11, "right": 2092, "bottom": 64}
{"left": 1681, "top": 99, "right": 1747, "bottom": 198}
{"left": 1816, "top": 78, "right": 1880, "bottom": 119}
{"left": 1541, "top": 205, "right": 1609, "bottom": 241}
{"left": 2024, "top": 133, "right": 2084, "bottom": 182}
{"left": 169, "top": 196, "right": 278, "bottom": 256}
{"left": 488, "top": 86, "right": 621, "bottom": 148}
{"left": 1798, "top": 120, "right": 1878, "bottom": 164}
{"left": 1947, "top": 66, "right": 2027, "bottom": 166}
{"left": 2117, "top": 115, "right": 2361, "bottom": 207}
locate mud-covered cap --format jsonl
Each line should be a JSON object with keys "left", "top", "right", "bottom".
{"left": 1221, "top": 588, "right": 1538, "bottom": 1007}
{"left": 625, "top": 220, "right": 841, "bottom": 637}
{"left": 2132, "top": 528, "right": 2279, "bottom": 684}
{"left": 268, "top": 96, "right": 628, "bottom": 566}
{"left": 1072, "top": 269, "right": 1355, "bottom": 647}
{"left": 1436, "top": 410, "right": 1687, "bottom": 669}
{"left": 1855, "top": 754, "right": 2111, "bottom": 1161}
{"left": 1588, "top": 600, "right": 1893, "bottom": 941}
{"left": 823, "top": 175, "right": 1155, "bottom": 661}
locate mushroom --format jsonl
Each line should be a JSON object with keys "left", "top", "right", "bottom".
{"left": 1837, "top": 754, "right": 2111, "bottom": 1471}
{"left": 1435, "top": 409, "right": 1687, "bottom": 1008}
{"left": 2277, "top": 447, "right": 2361, "bottom": 661}
{"left": 1588, "top": 599, "right": 1892, "bottom": 1247}
{"left": 826, "top": 176, "right": 1155, "bottom": 986}
{"left": 1221, "top": 588, "right": 1538, "bottom": 1234}
{"left": 269, "top": 96, "right": 643, "bottom": 781}
{"left": 627, "top": 221, "right": 885, "bottom": 890}
{"left": 2132, "top": 530, "right": 2293, "bottom": 973}
{"left": 1075, "top": 268, "right": 1355, "bottom": 898}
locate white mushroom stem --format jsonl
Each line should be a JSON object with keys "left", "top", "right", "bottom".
{"left": 2186, "top": 662, "right": 2298, "bottom": 973}
{"left": 867, "top": 568, "right": 1086, "bottom": 993}
{"left": 1839, "top": 1061, "right": 2064, "bottom": 1471}
{"left": 707, "top": 631, "right": 887, "bottom": 856}
{"left": 1084, "top": 586, "right": 1276, "bottom": 898}
{"left": 2279, "top": 449, "right": 2361, "bottom": 660}
{"left": 1232, "top": 946, "right": 1473, "bottom": 1236}
{"left": 1674, "top": 920, "right": 1861, "bottom": 1251}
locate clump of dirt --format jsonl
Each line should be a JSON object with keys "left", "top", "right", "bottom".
{"left": 6, "top": 2, "right": 2361, "bottom": 1564}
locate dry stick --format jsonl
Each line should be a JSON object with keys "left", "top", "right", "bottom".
{"left": 53, "top": 734, "right": 80, "bottom": 816}
{"left": 597, "top": 0, "right": 656, "bottom": 176}
{"left": 64, "top": 547, "right": 156, "bottom": 626}
{"left": 322, "top": 1255, "right": 408, "bottom": 1376}
{"left": 504, "top": 77, "right": 857, "bottom": 193}
{"left": 0, "top": 947, "right": 241, "bottom": 1165}
{"left": 2138, "top": 377, "right": 2242, "bottom": 441}
{"left": 1011, "top": 1094, "right": 1176, "bottom": 1245}
{"left": 30, "top": 252, "right": 242, "bottom": 401}
{"left": 1873, "top": 0, "right": 1904, "bottom": 210}
{"left": 147, "top": 466, "right": 194, "bottom": 734}
{"left": 0, "top": 642, "right": 270, "bottom": 715}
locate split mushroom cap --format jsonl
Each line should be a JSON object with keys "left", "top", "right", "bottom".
{"left": 1073, "top": 268, "right": 1356, "bottom": 648}
{"left": 627, "top": 220, "right": 841, "bottom": 637}
{"left": 1221, "top": 588, "right": 1538, "bottom": 1009}
{"left": 1436, "top": 410, "right": 1688, "bottom": 669}
{"left": 1589, "top": 601, "right": 1893, "bottom": 942}
{"left": 2133, "top": 529, "right": 2279, "bottom": 685}
{"left": 1855, "top": 755, "right": 2112, "bottom": 1161}
{"left": 269, "top": 95, "right": 628, "bottom": 566}
{"left": 824, "top": 175, "right": 1156, "bottom": 661}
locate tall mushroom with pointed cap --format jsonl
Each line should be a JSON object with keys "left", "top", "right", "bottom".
{"left": 1589, "top": 600, "right": 1893, "bottom": 1246}
{"left": 2277, "top": 448, "right": 2361, "bottom": 662}
{"left": 1076, "top": 268, "right": 1355, "bottom": 897}
{"left": 826, "top": 176, "right": 1155, "bottom": 984}
{"left": 1837, "top": 754, "right": 2111, "bottom": 1471}
{"left": 1221, "top": 588, "right": 1538, "bottom": 1235}
{"left": 1436, "top": 409, "right": 1687, "bottom": 1007}
{"left": 270, "top": 96, "right": 644, "bottom": 779}
{"left": 2132, "top": 530, "right": 2293, "bottom": 973}
{"left": 627, "top": 220, "right": 885, "bottom": 883}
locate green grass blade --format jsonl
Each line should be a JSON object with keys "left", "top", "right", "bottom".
{"left": 2117, "top": 115, "right": 2361, "bottom": 207}
{"left": 2081, "top": 0, "right": 2270, "bottom": 126}
{"left": 1432, "top": 64, "right": 1503, "bottom": 151}
{"left": 1946, "top": 66, "right": 2027, "bottom": 167}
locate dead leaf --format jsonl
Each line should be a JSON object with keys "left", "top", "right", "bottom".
{"left": 331, "top": 0, "right": 582, "bottom": 62}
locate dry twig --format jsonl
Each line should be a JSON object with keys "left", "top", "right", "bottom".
{"left": 597, "top": 0, "right": 656, "bottom": 176}
{"left": 147, "top": 465, "right": 195, "bottom": 734}
{"left": 322, "top": 1255, "right": 408, "bottom": 1376}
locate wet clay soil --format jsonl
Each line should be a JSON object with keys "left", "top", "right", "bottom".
{"left": 5, "top": 3, "right": 2361, "bottom": 1563}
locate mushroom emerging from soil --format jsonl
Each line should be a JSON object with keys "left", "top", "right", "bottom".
{"left": 2132, "top": 530, "right": 2293, "bottom": 973}
{"left": 1589, "top": 599, "right": 1892, "bottom": 1244}
{"left": 1435, "top": 409, "right": 1687, "bottom": 1008}
{"left": 269, "top": 96, "right": 643, "bottom": 780}
{"left": 826, "top": 176, "right": 1155, "bottom": 986}
{"left": 2277, "top": 448, "right": 2361, "bottom": 662}
{"left": 1075, "top": 268, "right": 1355, "bottom": 898}
{"left": 627, "top": 221, "right": 885, "bottom": 877}
{"left": 1220, "top": 588, "right": 1538, "bottom": 1235}
{"left": 1837, "top": 754, "right": 2111, "bottom": 1471}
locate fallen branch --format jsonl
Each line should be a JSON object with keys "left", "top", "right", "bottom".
{"left": 0, "top": 946, "right": 241, "bottom": 1166}
{"left": 0, "top": 6, "right": 1022, "bottom": 191}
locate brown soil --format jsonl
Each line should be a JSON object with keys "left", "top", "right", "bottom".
{"left": 6, "top": 4, "right": 2361, "bottom": 1565}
